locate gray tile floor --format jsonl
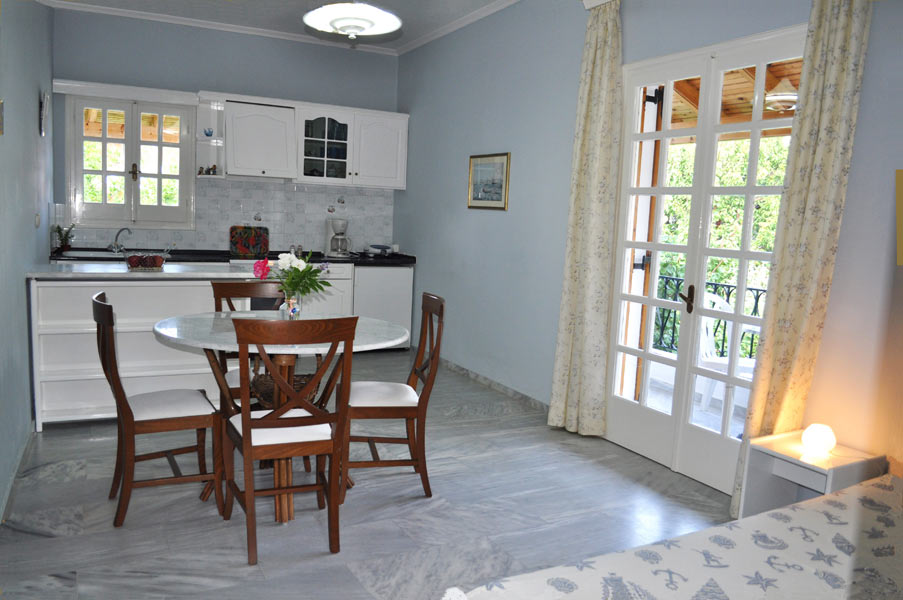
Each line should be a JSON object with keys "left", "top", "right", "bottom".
{"left": 0, "top": 350, "right": 730, "bottom": 599}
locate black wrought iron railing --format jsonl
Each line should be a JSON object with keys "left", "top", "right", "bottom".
{"left": 654, "top": 276, "right": 765, "bottom": 358}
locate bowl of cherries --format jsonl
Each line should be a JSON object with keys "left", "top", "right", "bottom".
{"left": 124, "top": 250, "right": 167, "bottom": 271}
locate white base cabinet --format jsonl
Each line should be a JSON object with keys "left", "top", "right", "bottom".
{"left": 353, "top": 266, "right": 413, "bottom": 349}
{"left": 300, "top": 262, "right": 353, "bottom": 315}
{"left": 29, "top": 280, "right": 219, "bottom": 431}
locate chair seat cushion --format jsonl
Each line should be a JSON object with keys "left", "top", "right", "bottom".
{"left": 229, "top": 409, "right": 332, "bottom": 446}
{"left": 349, "top": 381, "right": 419, "bottom": 408}
{"left": 128, "top": 389, "right": 217, "bottom": 421}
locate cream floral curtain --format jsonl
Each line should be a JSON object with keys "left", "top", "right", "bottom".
{"left": 730, "top": 0, "right": 873, "bottom": 517}
{"left": 548, "top": 0, "right": 622, "bottom": 436}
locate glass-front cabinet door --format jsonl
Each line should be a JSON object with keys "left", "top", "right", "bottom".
{"left": 296, "top": 108, "right": 354, "bottom": 184}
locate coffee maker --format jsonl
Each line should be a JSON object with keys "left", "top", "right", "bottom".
{"left": 325, "top": 218, "right": 353, "bottom": 258}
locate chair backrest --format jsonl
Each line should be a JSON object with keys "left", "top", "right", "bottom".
{"left": 92, "top": 292, "right": 133, "bottom": 422}
{"left": 407, "top": 293, "right": 445, "bottom": 407}
{"left": 231, "top": 316, "right": 358, "bottom": 441}
{"left": 211, "top": 280, "right": 284, "bottom": 312}
{"left": 700, "top": 292, "right": 733, "bottom": 360}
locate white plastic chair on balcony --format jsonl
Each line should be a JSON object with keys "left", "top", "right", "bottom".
{"left": 697, "top": 293, "right": 757, "bottom": 410}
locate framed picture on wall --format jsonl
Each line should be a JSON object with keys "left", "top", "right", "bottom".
{"left": 468, "top": 152, "right": 510, "bottom": 210}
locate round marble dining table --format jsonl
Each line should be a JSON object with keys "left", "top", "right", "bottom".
{"left": 153, "top": 310, "right": 409, "bottom": 523}
{"left": 153, "top": 310, "right": 410, "bottom": 354}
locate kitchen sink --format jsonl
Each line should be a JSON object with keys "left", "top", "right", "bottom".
{"left": 61, "top": 250, "right": 123, "bottom": 258}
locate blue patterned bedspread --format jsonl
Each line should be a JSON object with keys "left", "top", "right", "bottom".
{"left": 455, "top": 474, "right": 902, "bottom": 599}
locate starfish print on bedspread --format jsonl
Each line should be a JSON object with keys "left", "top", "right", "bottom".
{"left": 808, "top": 548, "right": 841, "bottom": 566}
{"left": 654, "top": 539, "right": 681, "bottom": 550}
{"left": 744, "top": 571, "right": 779, "bottom": 592}
{"left": 482, "top": 578, "right": 508, "bottom": 590}
{"left": 567, "top": 559, "right": 596, "bottom": 571}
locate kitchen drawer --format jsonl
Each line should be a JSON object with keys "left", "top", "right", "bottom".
{"left": 772, "top": 458, "right": 827, "bottom": 492}
{"left": 318, "top": 263, "right": 352, "bottom": 280}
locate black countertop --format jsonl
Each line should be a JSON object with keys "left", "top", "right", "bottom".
{"left": 51, "top": 248, "right": 415, "bottom": 266}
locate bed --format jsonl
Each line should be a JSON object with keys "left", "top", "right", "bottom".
{"left": 445, "top": 474, "right": 902, "bottom": 599}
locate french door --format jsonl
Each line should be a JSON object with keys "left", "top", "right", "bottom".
{"left": 606, "top": 28, "right": 804, "bottom": 493}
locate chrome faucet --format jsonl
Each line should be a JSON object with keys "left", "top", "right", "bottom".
{"left": 109, "top": 227, "right": 132, "bottom": 253}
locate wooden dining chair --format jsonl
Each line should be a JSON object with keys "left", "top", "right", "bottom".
{"left": 92, "top": 292, "right": 223, "bottom": 526}
{"left": 223, "top": 316, "right": 358, "bottom": 565}
{"left": 345, "top": 292, "right": 445, "bottom": 498}
{"left": 210, "top": 280, "right": 285, "bottom": 396}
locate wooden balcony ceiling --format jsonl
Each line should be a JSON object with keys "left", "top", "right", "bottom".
{"left": 671, "top": 58, "right": 802, "bottom": 128}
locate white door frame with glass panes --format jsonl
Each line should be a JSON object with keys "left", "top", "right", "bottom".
{"left": 67, "top": 96, "right": 195, "bottom": 229}
{"left": 606, "top": 26, "right": 804, "bottom": 493}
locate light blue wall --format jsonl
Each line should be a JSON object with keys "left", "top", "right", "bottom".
{"left": 52, "top": 10, "right": 398, "bottom": 109}
{"left": 620, "top": 0, "right": 810, "bottom": 63}
{"left": 806, "top": 0, "right": 903, "bottom": 454}
{"left": 51, "top": 9, "right": 399, "bottom": 207}
{"left": 395, "top": 0, "right": 811, "bottom": 404}
{"left": 395, "top": 0, "right": 587, "bottom": 402}
{"left": 0, "top": 0, "right": 54, "bottom": 514}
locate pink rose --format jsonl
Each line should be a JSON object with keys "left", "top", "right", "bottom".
{"left": 253, "top": 259, "right": 270, "bottom": 280}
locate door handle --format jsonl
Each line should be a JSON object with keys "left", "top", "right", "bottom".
{"left": 678, "top": 284, "right": 695, "bottom": 313}
{"left": 129, "top": 163, "right": 140, "bottom": 181}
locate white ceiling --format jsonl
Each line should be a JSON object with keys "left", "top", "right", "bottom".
{"left": 38, "top": 0, "right": 525, "bottom": 55}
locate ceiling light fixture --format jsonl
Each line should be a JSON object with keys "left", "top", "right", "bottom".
{"left": 764, "top": 77, "right": 799, "bottom": 112}
{"left": 303, "top": 2, "right": 401, "bottom": 40}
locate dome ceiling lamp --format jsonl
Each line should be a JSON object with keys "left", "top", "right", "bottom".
{"left": 303, "top": 2, "right": 402, "bottom": 40}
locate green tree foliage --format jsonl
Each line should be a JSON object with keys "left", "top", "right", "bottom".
{"left": 653, "top": 134, "right": 789, "bottom": 357}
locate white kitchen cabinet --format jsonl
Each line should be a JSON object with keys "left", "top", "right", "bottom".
{"left": 295, "top": 104, "right": 408, "bottom": 190}
{"left": 29, "top": 279, "right": 221, "bottom": 431}
{"left": 225, "top": 101, "right": 297, "bottom": 178}
{"left": 295, "top": 107, "right": 355, "bottom": 184}
{"left": 301, "top": 262, "right": 354, "bottom": 315}
{"left": 353, "top": 112, "right": 408, "bottom": 189}
{"left": 353, "top": 266, "right": 413, "bottom": 348}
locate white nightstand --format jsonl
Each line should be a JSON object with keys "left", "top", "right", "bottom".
{"left": 739, "top": 430, "right": 887, "bottom": 518}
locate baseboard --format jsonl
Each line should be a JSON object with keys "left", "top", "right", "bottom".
{"left": 0, "top": 425, "right": 33, "bottom": 522}
{"left": 440, "top": 358, "right": 550, "bottom": 414}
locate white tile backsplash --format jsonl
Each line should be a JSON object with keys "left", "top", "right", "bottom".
{"left": 55, "top": 179, "right": 394, "bottom": 254}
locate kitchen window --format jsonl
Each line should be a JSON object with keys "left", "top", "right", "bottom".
{"left": 66, "top": 96, "right": 195, "bottom": 229}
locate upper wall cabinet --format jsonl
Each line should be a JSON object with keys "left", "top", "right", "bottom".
{"left": 353, "top": 112, "right": 408, "bottom": 189}
{"left": 296, "top": 107, "right": 355, "bottom": 184}
{"left": 295, "top": 105, "right": 408, "bottom": 190}
{"left": 225, "top": 101, "right": 298, "bottom": 178}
